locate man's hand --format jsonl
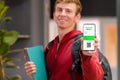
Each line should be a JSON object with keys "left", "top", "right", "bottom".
{"left": 80, "top": 37, "right": 98, "bottom": 56}
{"left": 24, "top": 61, "right": 36, "bottom": 78}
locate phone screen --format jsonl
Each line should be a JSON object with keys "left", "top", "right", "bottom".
{"left": 83, "top": 23, "right": 96, "bottom": 50}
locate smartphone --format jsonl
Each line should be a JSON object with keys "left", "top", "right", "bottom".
{"left": 83, "top": 23, "right": 96, "bottom": 50}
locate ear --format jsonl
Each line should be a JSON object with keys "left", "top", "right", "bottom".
{"left": 75, "top": 13, "right": 81, "bottom": 22}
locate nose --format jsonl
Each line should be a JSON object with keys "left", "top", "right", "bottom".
{"left": 61, "top": 10, "right": 66, "bottom": 16}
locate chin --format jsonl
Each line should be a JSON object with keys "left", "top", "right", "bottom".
{"left": 58, "top": 26, "right": 65, "bottom": 28}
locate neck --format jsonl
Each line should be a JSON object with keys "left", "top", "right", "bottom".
{"left": 58, "top": 27, "right": 75, "bottom": 42}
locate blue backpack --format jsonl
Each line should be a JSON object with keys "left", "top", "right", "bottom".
{"left": 45, "top": 34, "right": 112, "bottom": 80}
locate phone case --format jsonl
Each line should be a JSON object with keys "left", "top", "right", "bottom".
{"left": 83, "top": 23, "right": 96, "bottom": 50}
{"left": 24, "top": 46, "right": 47, "bottom": 80}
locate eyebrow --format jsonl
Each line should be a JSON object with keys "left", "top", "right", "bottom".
{"left": 56, "top": 6, "right": 73, "bottom": 11}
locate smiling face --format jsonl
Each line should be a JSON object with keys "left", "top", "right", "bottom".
{"left": 53, "top": 2, "right": 80, "bottom": 30}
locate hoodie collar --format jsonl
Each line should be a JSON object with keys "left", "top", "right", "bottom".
{"left": 54, "top": 30, "right": 82, "bottom": 44}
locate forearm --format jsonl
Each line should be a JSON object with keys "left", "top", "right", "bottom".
{"left": 80, "top": 50, "right": 104, "bottom": 80}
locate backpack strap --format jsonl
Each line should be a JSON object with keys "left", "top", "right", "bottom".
{"left": 45, "top": 40, "right": 54, "bottom": 54}
{"left": 44, "top": 40, "right": 54, "bottom": 60}
{"left": 98, "top": 50, "right": 112, "bottom": 80}
{"left": 71, "top": 34, "right": 83, "bottom": 80}
{"left": 44, "top": 40, "right": 54, "bottom": 76}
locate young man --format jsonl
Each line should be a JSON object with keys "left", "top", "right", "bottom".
{"left": 24, "top": 0, "right": 104, "bottom": 80}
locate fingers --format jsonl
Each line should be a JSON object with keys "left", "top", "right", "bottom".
{"left": 82, "top": 50, "right": 96, "bottom": 56}
{"left": 24, "top": 61, "right": 36, "bottom": 77}
{"left": 80, "top": 37, "right": 98, "bottom": 56}
{"left": 80, "top": 37, "right": 98, "bottom": 49}
{"left": 94, "top": 37, "right": 98, "bottom": 49}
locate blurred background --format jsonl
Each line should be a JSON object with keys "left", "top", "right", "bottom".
{"left": 0, "top": 0, "right": 119, "bottom": 80}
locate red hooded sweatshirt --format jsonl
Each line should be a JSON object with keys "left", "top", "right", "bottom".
{"left": 46, "top": 30, "right": 104, "bottom": 80}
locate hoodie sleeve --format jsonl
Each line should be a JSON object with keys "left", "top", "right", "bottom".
{"left": 80, "top": 49, "right": 104, "bottom": 80}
